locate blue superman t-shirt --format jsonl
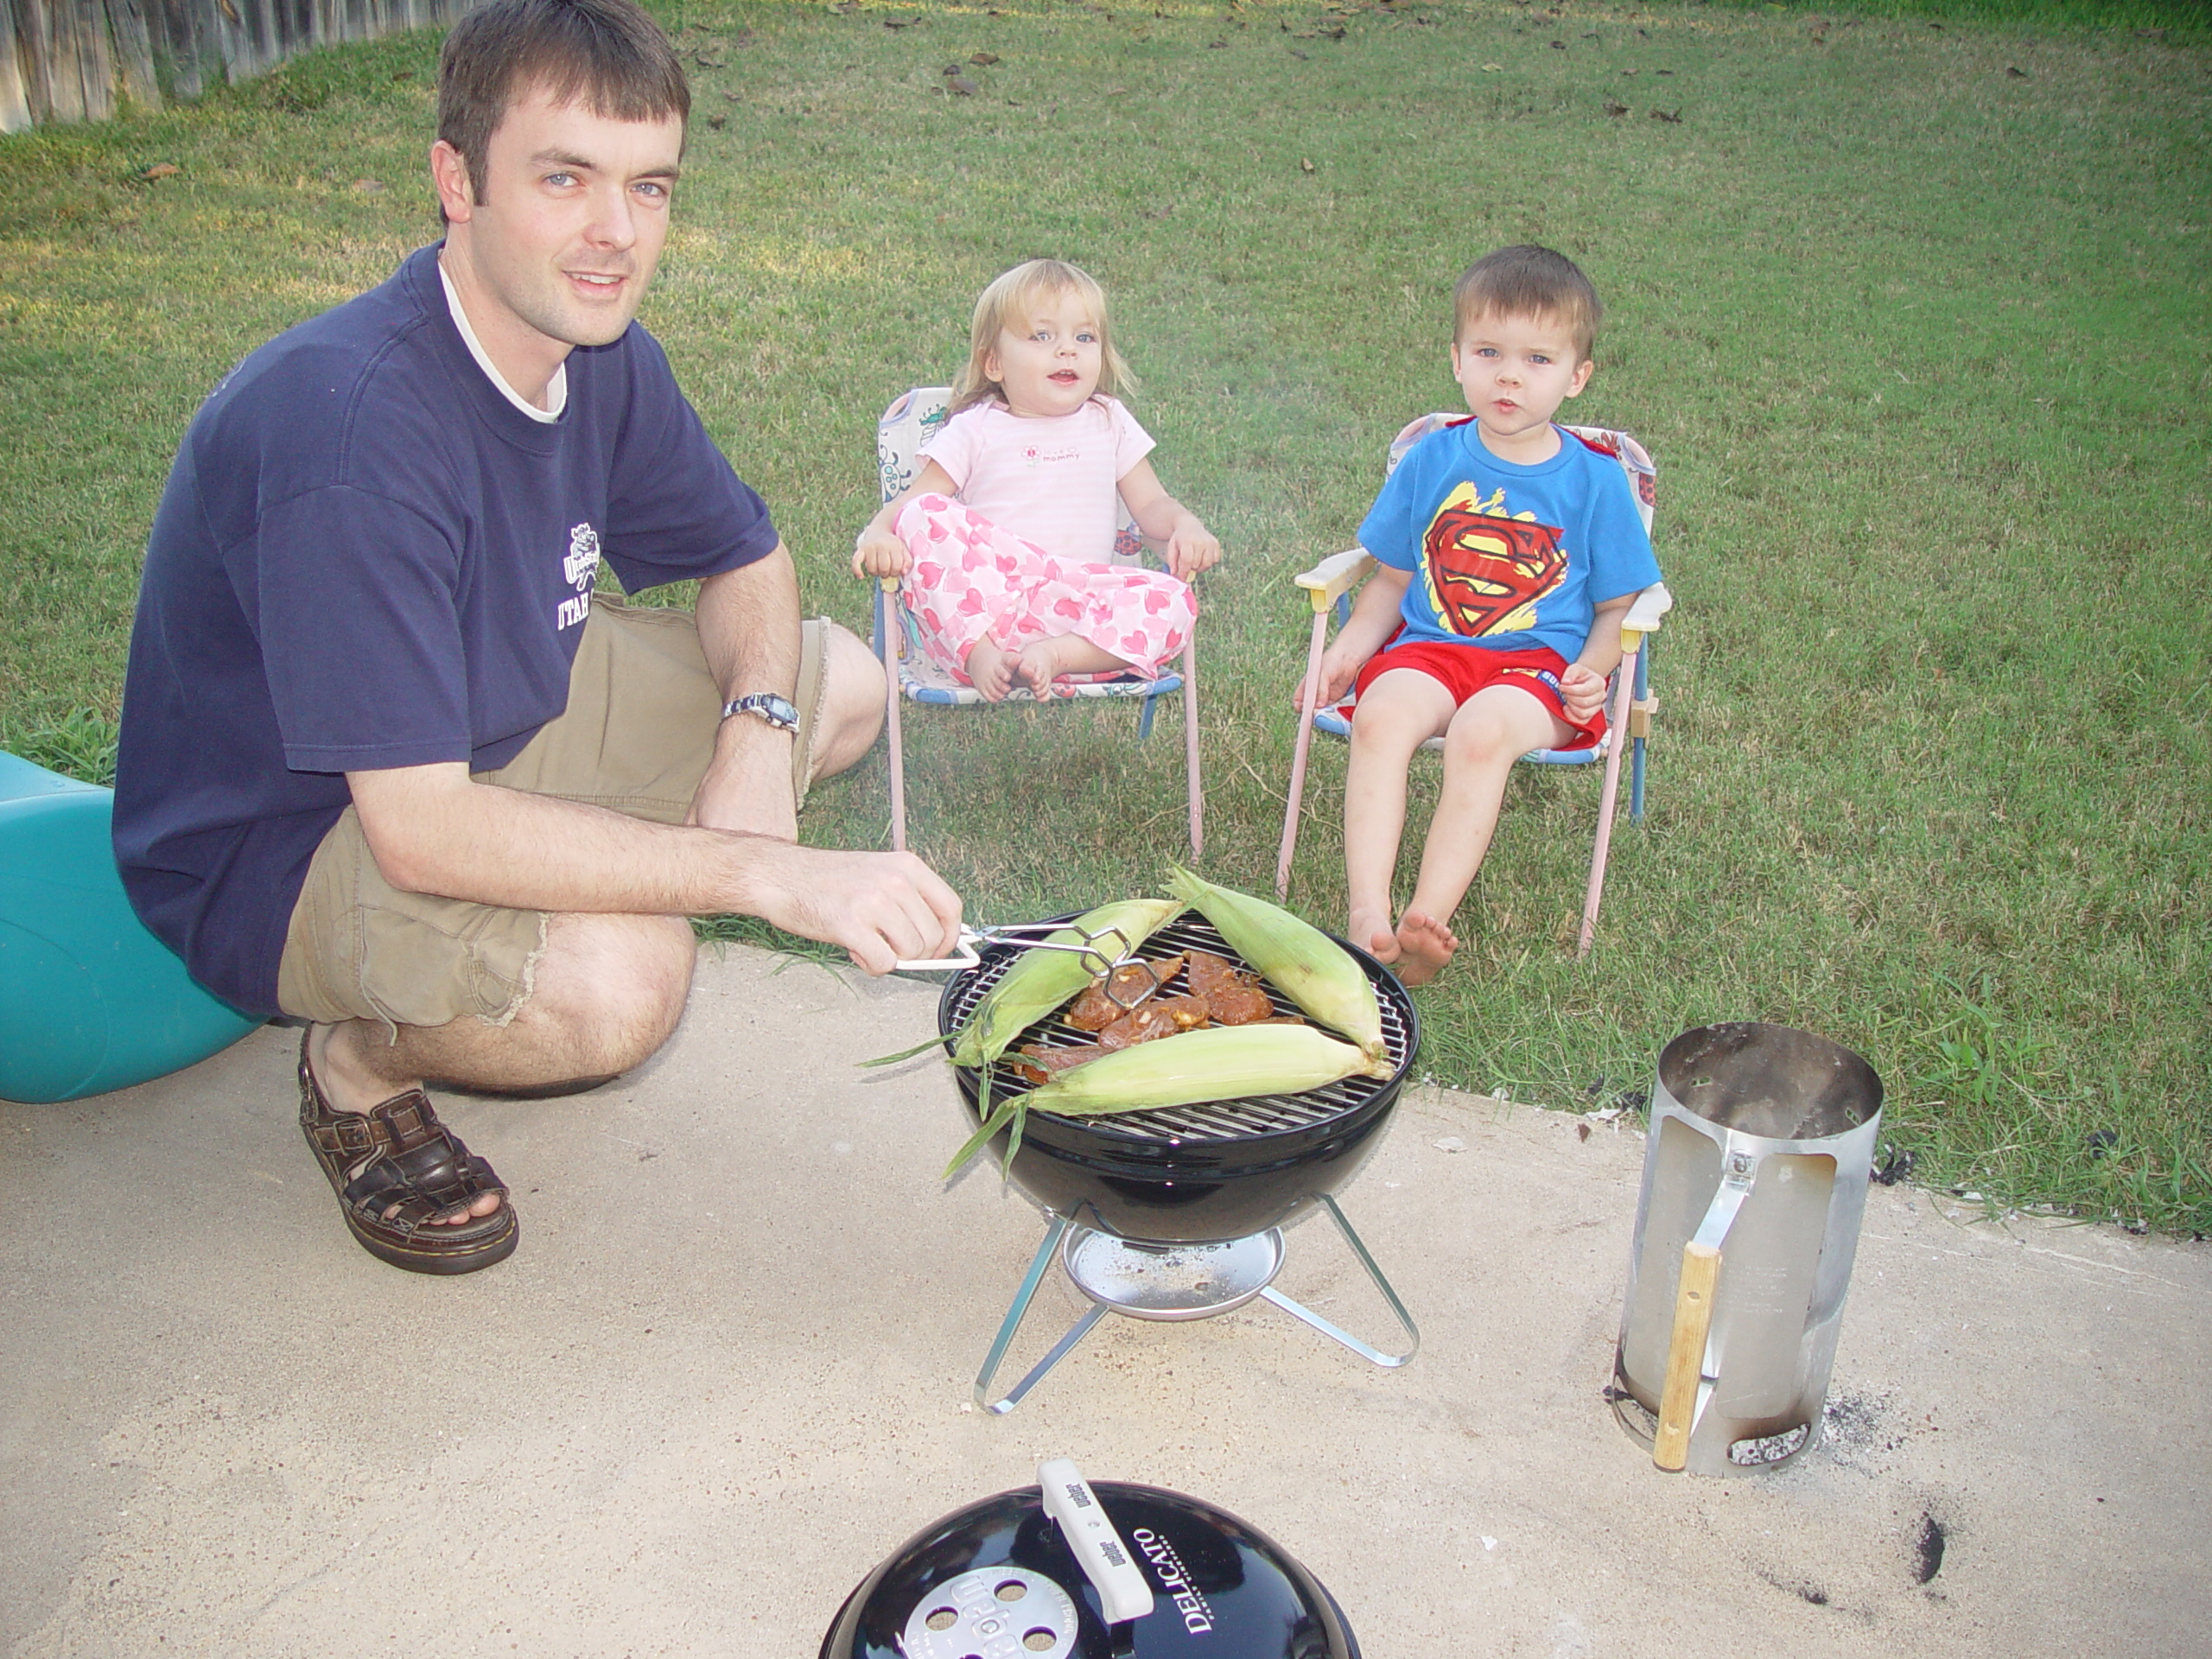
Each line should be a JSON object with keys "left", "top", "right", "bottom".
{"left": 112, "top": 244, "right": 779, "bottom": 1015}
{"left": 1357, "top": 419, "right": 1660, "bottom": 660}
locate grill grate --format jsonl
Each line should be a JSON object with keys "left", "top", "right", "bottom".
{"left": 939, "top": 912, "right": 1417, "bottom": 1144}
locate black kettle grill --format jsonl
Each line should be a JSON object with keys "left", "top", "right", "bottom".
{"left": 936, "top": 912, "right": 1422, "bottom": 1412}
{"left": 818, "top": 1460, "right": 1361, "bottom": 1659}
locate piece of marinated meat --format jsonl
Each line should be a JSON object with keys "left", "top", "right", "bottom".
{"left": 1007, "top": 1042, "right": 1112, "bottom": 1085}
{"left": 1065, "top": 953, "right": 1187, "bottom": 1030}
{"left": 1185, "top": 949, "right": 1275, "bottom": 1026}
{"left": 1096, "top": 1002, "right": 1185, "bottom": 1050}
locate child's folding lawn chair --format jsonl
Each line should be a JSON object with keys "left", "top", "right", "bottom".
{"left": 868, "top": 386, "right": 1203, "bottom": 855}
{"left": 1274, "top": 415, "right": 1674, "bottom": 957}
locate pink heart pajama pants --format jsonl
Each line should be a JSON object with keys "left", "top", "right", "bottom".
{"left": 893, "top": 494, "right": 1197, "bottom": 687}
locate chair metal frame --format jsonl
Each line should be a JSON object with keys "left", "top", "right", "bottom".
{"left": 869, "top": 386, "right": 1203, "bottom": 855}
{"left": 1274, "top": 416, "right": 1673, "bottom": 957}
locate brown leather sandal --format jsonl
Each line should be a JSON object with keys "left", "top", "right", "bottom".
{"left": 297, "top": 1035, "right": 518, "bottom": 1274}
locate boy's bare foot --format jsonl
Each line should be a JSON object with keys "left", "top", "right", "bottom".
{"left": 964, "top": 638, "right": 1016, "bottom": 702}
{"left": 1393, "top": 911, "right": 1458, "bottom": 987}
{"left": 1348, "top": 905, "right": 1400, "bottom": 966}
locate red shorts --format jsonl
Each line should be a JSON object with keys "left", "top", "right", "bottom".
{"left": 1348, "top": 637, "right": 1604, "bottom": 752}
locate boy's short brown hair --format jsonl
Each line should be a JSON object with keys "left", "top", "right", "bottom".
{"left": 1453, "top": 245, "right": 1603, "bottom": 362}
{"left": 437, "top": 0, "right": 690, "bottom": 212}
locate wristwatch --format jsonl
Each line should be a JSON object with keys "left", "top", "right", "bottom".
{"left": 721, "top": 693, "right": 799, "bottom": 733}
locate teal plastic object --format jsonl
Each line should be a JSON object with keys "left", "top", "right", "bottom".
{"left": 0, "top": 750, "right": 260, "bottom": 1103}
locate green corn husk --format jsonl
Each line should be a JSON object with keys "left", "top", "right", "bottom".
{"left": 1020, "top": 1024, "right": 1376, "bottom": 1117}
{"left": 1164, "top": 865, "right": 1388, "bottom": 1071}
{"left": 948, "top": 897, "right": 1184, "bottom": 1070}
{"left": 933, "top": 897, "right": 1184, "bottom": 1179}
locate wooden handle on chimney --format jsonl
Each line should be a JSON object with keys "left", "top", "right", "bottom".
{"left": 1653, "top": 1241, "right": 1720, "bottom": 1471}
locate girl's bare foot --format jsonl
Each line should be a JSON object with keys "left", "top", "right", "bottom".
{"left": 1348, "top": 905, "right": 1400, "bottom": 965}
{"left": 1393, "top": 911, "right": 1458, "bottom": 987}
{"left": 964, "top": 638, "right": 1016, "bottom": 702}
{"left": 1013, "top": 633, "right": 1131, "bottom": 695}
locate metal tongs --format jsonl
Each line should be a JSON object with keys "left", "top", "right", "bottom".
{"left": 896, "top": 919, "right": 1147, "bottom": 987}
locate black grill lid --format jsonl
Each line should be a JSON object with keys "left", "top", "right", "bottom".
{"left": 818, "top": 1476, "right": 1361, "bottom": 1659}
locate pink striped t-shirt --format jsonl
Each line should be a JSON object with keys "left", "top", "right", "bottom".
{"left": 918, "top": 396, "right": 1155, "bottom": 566}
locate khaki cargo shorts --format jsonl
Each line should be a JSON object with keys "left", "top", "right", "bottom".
{"left": 275, "top": 596, "right": 836, "bottom": 1030}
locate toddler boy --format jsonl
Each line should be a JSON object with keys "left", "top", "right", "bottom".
{"left": 1302, "top": 245, "right": 1661, "bottom": 984}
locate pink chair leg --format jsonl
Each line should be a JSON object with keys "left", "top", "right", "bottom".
{"left": 1577, "top": 644, "right": 1642, "bottom": 958}
{"left": 1275, "top": 611, "right": 1332, "bottom": 899}
{"left": 1182, "top": 634, "right": 1203, "bottom": 857}
{"left": 880, "top": 580, "right": 907, "bottom": 854}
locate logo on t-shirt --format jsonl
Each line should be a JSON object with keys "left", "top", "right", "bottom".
{"left": 557, "top": 522, "right": 601, "bottom": 630}
{"left": 1020, "top": 443, "right": 1079, "bottom": 467}
{"left": 1421, "top": 484, "right": 1566, "bottom": 639}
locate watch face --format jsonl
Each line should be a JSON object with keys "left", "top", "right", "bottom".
{"left": 728, "top": 695, "right": 798, "bottom": 730}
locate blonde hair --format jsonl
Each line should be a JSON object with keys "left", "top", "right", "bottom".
{"left": 950, "top": 259, "right": 1137, "bottom": 413}
{"left": 1453, "top": 245, "right": 1603, "bottom": 362}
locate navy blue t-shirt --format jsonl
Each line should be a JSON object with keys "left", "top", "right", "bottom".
{"left": 113, "top": 244, "right": 779, "bottom": 1015}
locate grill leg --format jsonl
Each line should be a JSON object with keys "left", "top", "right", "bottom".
{"left": 1257, "top": 1193, "right": 1420, "bottom": 1368}
{"left": 975, "top": 1212, "right": 1109, "bottom": 1414}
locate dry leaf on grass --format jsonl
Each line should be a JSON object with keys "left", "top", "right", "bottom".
{"left": 1300, "top": 156, "right": 1315, "bottom": 172}
{"left": 138, "top": 162, "right": 181, "bottom": 181}
{"left": 1650, "top": 107, "right": 1681, "bottom": 123}
{"left": 947, "top": 73, "right": 979, "bottom": 95}
{"left": 971, "top": 50, "right": 999, "bottom": 64}
{"left": 1604, "top": 101, "right": 1628, "bottom": 117}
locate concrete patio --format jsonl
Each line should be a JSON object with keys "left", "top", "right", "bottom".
{"left": 4, "top": 943, "right": 2206, "bottom": 1657}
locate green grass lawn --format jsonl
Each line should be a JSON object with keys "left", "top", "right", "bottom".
{"left": 2, "top": 0, "right": 2205, "bottom": 1231}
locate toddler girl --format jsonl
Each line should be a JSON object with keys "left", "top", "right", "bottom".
{"left": 853, "top": 259, "right": 1219, "bottom": 701}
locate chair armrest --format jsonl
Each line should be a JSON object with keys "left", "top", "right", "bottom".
{"left": 1623, "top": 582, "right": 1674, "bottom": 634}
{"left": 1294, "top": 548, "right": 1376, "bottom": 612}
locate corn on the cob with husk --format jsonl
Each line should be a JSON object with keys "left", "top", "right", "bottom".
{"left": 948, "top": 898, "right": 1183, "bottom": 1069}
{"left": 1164, "top": 866, "right": 1388, "bottom": 1071}
{"left": 918, "top": 897, "right": 1182, "bottom": 1178}
{"left": 1021, "top": 1023, "right": 1377, "bottom": 1117}
{"left": 944, "top": 1021, "right": 1381, "bottom": 1176}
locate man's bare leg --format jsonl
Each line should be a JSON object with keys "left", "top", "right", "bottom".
{"left": 814, "top": 622, "right": 889, "bottom": 778}
{"left": 1344, "top": 671, "right": 1456, "bottom": 967}
{"left": 1394, "top": 685, "right": 1572, "bottom": 986}
{"left": 306, "top": 910, "right": 696, "bottom": 1222}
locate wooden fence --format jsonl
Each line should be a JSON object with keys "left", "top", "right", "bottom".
{"left": 2, "top": 0, "right": 480, "bottom": 132}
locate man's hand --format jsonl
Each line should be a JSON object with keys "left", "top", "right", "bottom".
{"left": 348, "top": 762, "right": 962, "bottom": 976}
{"left": 1557, "top": 661, "right": 1611, "bottom": 728}
{"left": 742, "top": 843, "right": 963, "bottom": 975}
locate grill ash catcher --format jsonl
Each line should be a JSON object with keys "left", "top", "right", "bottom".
{"left": 818, "top": 1458, "right": 1362, "bottom": 1658}
{"left": 936, "top": 913, "right": 1421, "bottom": 1414}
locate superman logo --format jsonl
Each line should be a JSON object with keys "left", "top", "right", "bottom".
{"left": 1421, "top": 486, "right": 1567, "bottom": 638}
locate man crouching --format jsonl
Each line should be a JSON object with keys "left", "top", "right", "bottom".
{"left": 113, "top": 0, "right": 962, "bottom": 1274}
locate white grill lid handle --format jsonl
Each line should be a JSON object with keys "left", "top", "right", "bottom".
{"left": 1038, "top": 1459, "right": 1156, "bottom": 1625}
